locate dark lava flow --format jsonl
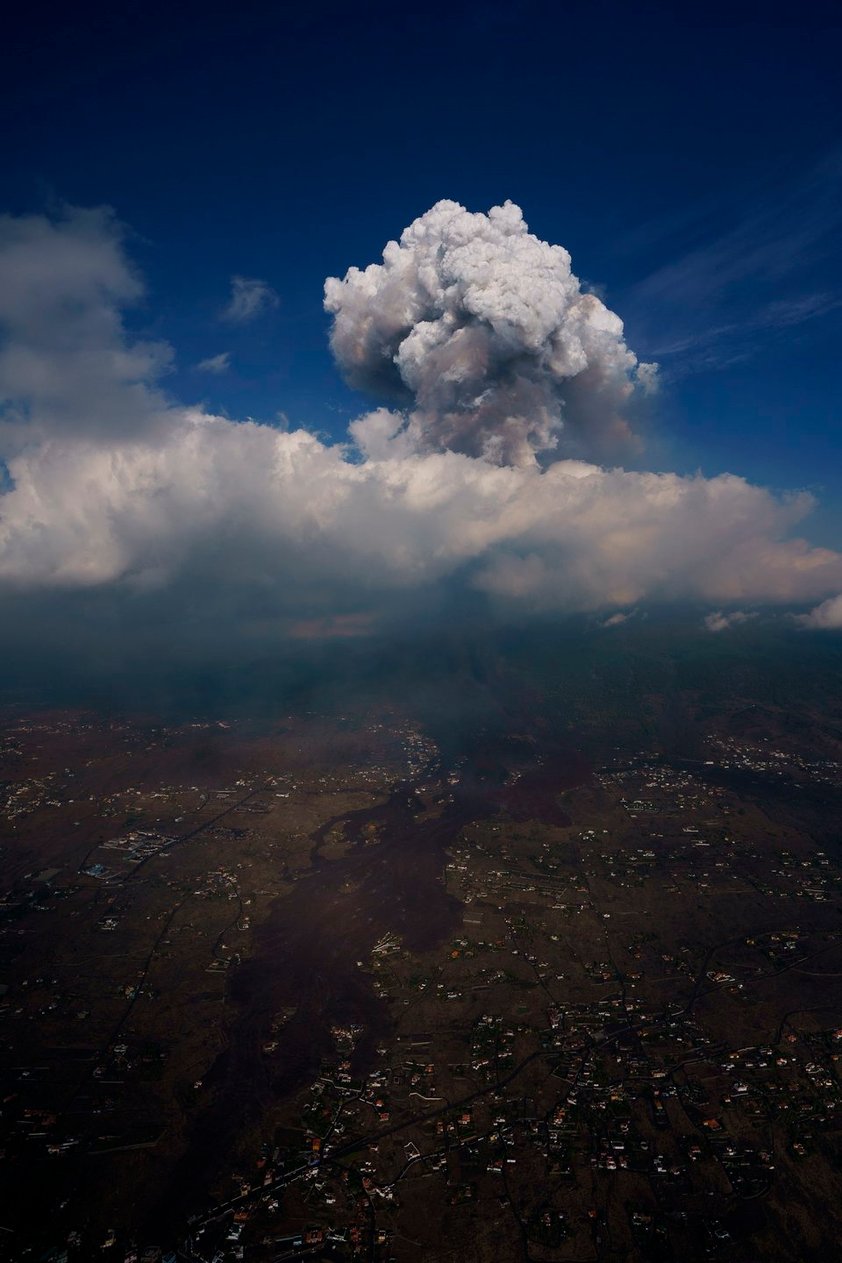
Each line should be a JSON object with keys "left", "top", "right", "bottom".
{"left": 152, "top": 738, "right": 590, "bottom": 1234}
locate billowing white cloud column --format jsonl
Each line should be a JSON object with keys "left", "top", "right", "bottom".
{"left": 325, "top": 200, "right": 655, "bottom": 467}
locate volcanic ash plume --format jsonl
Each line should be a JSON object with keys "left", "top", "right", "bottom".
{"left": 2, "top": 205, "right": 840, "bottom": 631}
{"left": 325, "top": 199, "right": 655, "bottom": 467}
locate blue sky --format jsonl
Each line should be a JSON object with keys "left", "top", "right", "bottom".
{"left": 2, "top": 0, "right": 841, "bottom": 546}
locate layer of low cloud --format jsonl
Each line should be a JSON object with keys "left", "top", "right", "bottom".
{"left": 223, "top": 274, "right": 279, "bottom": 323}
{"left": 704, "top": 609, "right": 757, "bottom": 633}
{"left": 6, "top": 421, "right": 839, "bottom": 611}
{"left": 0, "top": 202, "right": 840, "bottom": 650}
{"left": 796, "top": 594, "right": 842, "bottom": 629}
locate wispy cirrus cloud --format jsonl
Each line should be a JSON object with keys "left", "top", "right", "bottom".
{"left": 621, "top": 152, "right": 842, "bottom": 375}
